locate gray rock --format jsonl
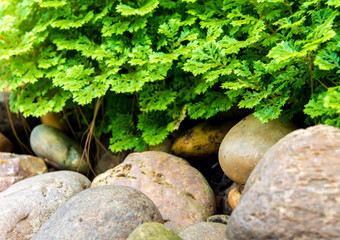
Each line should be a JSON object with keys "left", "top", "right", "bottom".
{"left": 92, "top": 151, "right": 216, "bottom": 233}
{"left": 179, "top": 222, "right": 227, "bottom": 240}
{"left": 225, "top": 125, "right": 340, "bottom": 240}
{"left": 33, "top": 185, "right": 163, "bottom": 240}
{"left": 127, "top": 222, "right": 182, "bottom": 240}
{"left": 0, "top": 171, "right": 90, "bottom": 240}
{"left": 206, "top": 215, "right": 229, "bottom": 225}
{"left": 30, "top": 124, "right": 89, "bottom": 173}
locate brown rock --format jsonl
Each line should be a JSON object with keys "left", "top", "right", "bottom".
{"left": 91, "top": 151, "right": 216, "bottom": 233}
{"left": 0, "top": 133, "right": 13, "bottom": 152}
{"left": 0, "top": 153, "right": 47, "bottom": 192}
{"left": 0, "top": 171, "right": 90, "bottom": 240}
{"left": 225, "top": 125, "right": 340, "bottom": 240}
{"left": 40, "top": 112, "right": 68, "bottom": 131}
{"left": 179, "top": 222, "right": 227, "bottom": 240}
{"left": 32, "top": 185, "right": 163, "bottom": 240}
{"left": 94, "top": 150, "right": 128, "bottom": 175}
{"left": 219, "top": 113, "right": 297, "bottom": 185}
{"left": 172, "top": 120, "right": 234, "bottom": 161}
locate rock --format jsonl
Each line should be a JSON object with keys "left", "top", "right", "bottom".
{"left": 92, "top": 151, "right": 216, "bottom": 233}
{"left": 33, "top": 185, "right": 163, "bottom": 240}
{"left": 219, "top": 113, "right": 297, "bottom": 185}
{"left": 127, "top": 222, "right": 182, "bottom": 240}
{"left": 0, "top": 171, "right": 90, "bottom": 240}
{"left": 206, "top": 215, "right": 229, "bottom": 225}
{"left": 172, "top": 120, "right": 234, "bottom": 162}
{"left": 30, "top": 124, "right": 89, "bottom": 173}
{"left": 179, "top": 222, "right": 227, "bottom": 240}
{"left": 40, "top": 112, "right": 68, "bottom": 131}
{"left": 221, "top": 183, "right": 238, "bottom": 215}
{"left": 225, "top": 125, "right": 340, "bottom": 240}
{"left": 0, "top": 153, "right": 47, "bottom": 192}
{"left": 0, "top": 133, "right": 13, "bottom": 152}
{"left": 228, "top": 186, "right": 242, "bottom": 210}
{"left": 145, "top": 138, "right": 173, "bottom": 153}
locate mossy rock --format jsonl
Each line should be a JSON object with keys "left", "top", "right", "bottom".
{"left": 127, "top": 222, "right": 182, "bottom": 240}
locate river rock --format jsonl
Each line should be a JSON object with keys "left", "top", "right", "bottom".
{"left": 172, "top": 120, "right": 234, "bottom": 162}
{"left": 40, "top": 112, "right": 68, "bottom": 131}
{"left": 30, "top": 124, "right": 89, "bottom": 173}
{"left": 225, "top": 125, "right": 340, "bottom": 239}
{"left": 0, "top": 133, "right": 13, "bottom": 152}
{"left": 127, "top": 222, "right": 182, "bottom": 240}
{"left": 219, "top": 113, "right": 297, "bottom": 185}
{"left": 33, "top": 185, "right": 163, "bottom": 240}
{"left": 0, "top": 171, "right": 90, "bottom": 240}
{"left": 0, "top": 153, "right": 47, "bottom": 192}
{"left": 92, "top": 151, "right": 216, "bottom": 232}
{"left": 179, "top": 222, "right": 226, "bottom": 240}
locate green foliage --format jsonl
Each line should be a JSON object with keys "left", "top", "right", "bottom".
{"left": 0, "top": 0, "right": 339, "bottom": 152}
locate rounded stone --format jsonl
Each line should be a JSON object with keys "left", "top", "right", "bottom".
{"left": 218, "top": 113, "right": 296, "bottom": 185}
{"left": 172, "top": 120, "right": 234, "bottom": 161}
{"left": 0, "top": 171, "right": 90, "bottom": 240}
{"left": 0, "top": 152, "right": 47, "bottom": 192}
{"left": 225, "top": 125, "right": 340, "bottom": 239}
{"left": 0, "top": 132, "right": 13, "bottom": 152}
{"left": 30, "top": 124, "right": 89, "bottom": 173}
{"left": 206, "top": 215, "right": 229, "bottom": 225}
{"left": 179, "top": 222, "right": 226, "bottom": 240}
{"left": 127, "top": 222, "right": 182, "bottom": 240}
{"left": 91, "top": 151, "right": 216, "bottom": 233}
{"left": 33, "top": 185, "right": 163, "bottom": 240}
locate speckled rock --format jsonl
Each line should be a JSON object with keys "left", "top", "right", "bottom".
{"left": 0, "top": 132, "right": 13, "bottom": 152}
{"left": 179, "top": 222, "right": 227, "bottom": 240}
{"left": 127, "top": 222, "right": 182, "bottom": 240}
{"left": 206, "top": 215, "right": 229, "bottom": 225}
{"left": 219, "top": 113, "right": 296, "bottom": 185}
{"left": 0, "top": 171, "right": 90, "bottom": 240}
{"left": 33, "top": 185, "right": 163, "bottom": 240}
{"left": 30, "top": 124, "right": 89, "bottom": 173}
{"left": 92, "top": 151, "right": 216, "bottom": 233}
{"left": 226, "top": 125, "right": 340, "bottom": 240}
{"left": 172, "top": 120, "right": 234, "bottom": 162}
{"left": 0, "top": 153, "right": 47, "bottom": 192}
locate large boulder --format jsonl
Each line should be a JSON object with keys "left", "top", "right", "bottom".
{"left": 219, "top": 113, "right": 296, "bottom": 185}
{"left": 0, "top": 171, "right": 90, "bottom": 240}
{"left": 33, "top": 185, "right": 163, "bottom": 240}
{"left": 226, "top": 125, "right": 340, "bottom": 239}
{"left": 30, "top": 124, "right": 89, "bottom": 173}
{"left": 92, "top": 151, "right": 216, "bottom": 232}
{"left": 0, "top": 153, "right": 47, "bottom": 192}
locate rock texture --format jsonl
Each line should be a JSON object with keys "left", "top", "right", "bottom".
{"left": 172, "top": 120, "right": 234, "bottom": 162}
{"left": 0, "top": 132, "right": 13, "bottom": 152}
{"left": 33, "top": 185, "right": 163, "bottom": 240}
{"left": 206, "top": 215, "right": 229, "bottom": 225}
{"left": 92, "top": 151, "right": 216, "bottom": 232}
{"left": 0, "top": 171, "right": 90, "bottom": 240}
{"left": 225, "top": 125, "right": 340, "bottom": 240}
{"left": 0, "top": 153, "right": 47, "bottom": 192}
{"left": 127, "top": 222, "right": 182, "bottom": 240}
{"left": 30, "top": 124, "right": 89, "bottom": 173}
{"left": 179, "top": 222, "right": 227, "bottom": 240}
{"left": 219, "top": 113, "right": 296, "bottom": 185}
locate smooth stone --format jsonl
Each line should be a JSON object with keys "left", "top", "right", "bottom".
{"left": 172, "top": 120, "right": 234, "bottom": 162}
{"left": 30, "top": 124, "right": 89, "bottom": 173}
{"left": 179, "top": 222, "right": 227, "bottom": 240}
{"left": 127, "top": 222, "right": 182, "bottom": 240}
{"left": 206, "top": 215, "right": 229, "bottom": 225}
{"left": 0, "top": 133, "right": 13, "bottom": 152}
{"left": 0, "top": 153, "right": 47, "bottom": 192}
{"left": 225, "top": 125, "right": 340, "bottom": 239}
{"left": 0, "top": 171, "right": 90, "bottom": 240}
{"left": 40, "top": 112, "right": 68, "bottom": 131}
{"left": 219, "top": 113, "right": 297, "bottom": 185}
{"left": 33, "top": 185, "right": 163, "bottom": 240}
{"left": 91, "top": 151, "right": 216, "bottom": 233}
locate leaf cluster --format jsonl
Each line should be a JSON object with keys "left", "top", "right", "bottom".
{"left": 0, "top": 0, "right": 339, "bottom": 152}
